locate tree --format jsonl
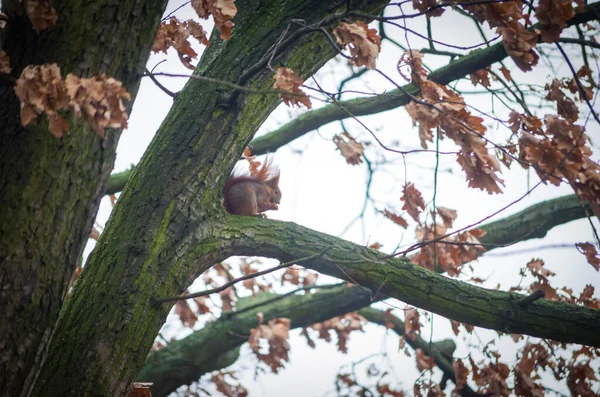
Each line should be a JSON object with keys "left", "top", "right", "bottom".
{"left": 1, "top": 1, "right": 599, "bottom": 396}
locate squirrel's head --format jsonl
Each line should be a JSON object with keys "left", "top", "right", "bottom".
{"left": 267, "top": 175, "right": 281, "bottom": 204}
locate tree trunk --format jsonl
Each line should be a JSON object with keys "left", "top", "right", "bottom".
{"left": 0, "top": 1, "right": 167, "bottom": 395}
{"left": 31, "top": 1, "right": 388, "bottom": 396}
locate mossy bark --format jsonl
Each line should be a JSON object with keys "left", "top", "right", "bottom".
{"left": 0, "top": 1, "right": 167, "bottom": 395}
{"left": 31, "top": 1, "right": 388, "bottom": 396}
{"left": 137, "top": 195, "right": 594, "bottom": 394}
{"left": 217, "top": 216, "right": 600, "bottom": 347}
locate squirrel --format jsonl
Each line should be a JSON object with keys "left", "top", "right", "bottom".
{"left": 223, "top": 156, "right": 282, "bottom": 216}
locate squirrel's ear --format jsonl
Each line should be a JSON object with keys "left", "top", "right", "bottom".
{"left": 267, "top": 174, "right": 280, "bottom": 188}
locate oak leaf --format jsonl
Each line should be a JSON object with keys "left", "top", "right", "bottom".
{"left": 26, "top": 0, "right": 56, "bottom": 32}
{"left": 273, "top": 67, "right": 311, "bottom": 109}
{"left": 191, "top": 0, "right": 237, "bottom": 40}
{"left": 333, "top": 132, "right": 364, "bottom": 165}
{"left": 401, "top": 183, "right": 425, "bottom": 225}
{"left": 14, "top": 64, "right": 69, "bottom": 137}
{"left": 333, "top": 21, "right": 381, "bottom": 70}
{"left": 0, "top": 51, "right": 10, "bottom": 74}
{"left": 383, "top": 209, "right": 409, "bottom": 229}
{"left": 65, "top": 73, "right": 130, "bottom": 138}
{"left": 576, "top": 242, "right": 600, "bottom": 271}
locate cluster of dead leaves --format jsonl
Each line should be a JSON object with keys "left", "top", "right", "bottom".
{"left": 510, "top": 258, "right": 600, "bottom": 309}
{"left": 272, "top": 67, "right": 312, "bottom": 109}
{"left": 452, "top": 341, "right": 600, "bottom": 397}
{"left": 515, "top": 113, "right": 600, "bottom": 214}
{"left": 280, "top": 266, "right": 318, "bottom": 288}
{"left": 152, "top": 18, "right": 210, "bottom": 70}
{"left": 211, "top": 371, "right": 248, "bottom": 397}
{"left": 14, "top": 64, "right": 130, "bottom": 138}
{"left": 333, "top": 21, "right": 381, "bottom": 70}
{"left": 302, "top": 312, "right": 365, "bottom": 353}
{"left": 333, "top": 131, "right": 365, "bottom": 165}
{"left": 401, "top": 50, "right": 504, "bottom": 194}
{"left": 248, "top": 315, "right": 291, "bottom": 373}
{"left": 535, "top": 0, "right": 583, "bottom": 43}
{"left": 456, "top": 1, "right": 539, "bottom": 71}
{"left": 191, "top": 0, "right": 237, "bottom": 40}
{"left": 174, "top": 293, "right": 212, "bottom": 328}
{"left": 337, "top": 371, "right": 405, "bottom": 397}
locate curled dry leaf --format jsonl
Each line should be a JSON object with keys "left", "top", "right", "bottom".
{"left": 545, "top": 79, "right": 578, "bottom": 122}
{"left": 333, "top": 131, "right": 364, "bottom": 165}
{"left": 273, "top": 67, "right": 311, "bottom": 109}
{"left": 248, "top": 317, "right": 291, "bottom": 373}
{"left": 411, "top": 0, "right": 445, "bottom": 17}
{"left": 469, "top": 68, "right": 491, "bottom": 88}
{"left": 14, "top": 64, "right": 69, "bottom": 138}
{"left": 333, "top": 21, "right": 381, "bottom": 70}
{"left": 191, "top": 0, "right": 237, "bottom": 40}
{"left": 401, "top": 183, "right": 425, "bottom": 225}
{"left": 576, "top": 242, "right": 600, "bottom": 271}
{"left": 65, "top": 74, "right": 130, "bottom": 138}
{"left": 404, "top": 307, "right": 420, "bottom": 340}
{"left": 415, "top": 349, "right": 434, "bottom": 371}
{"left": 310, "top": 312, "right": 365, "bottom": 353}
{"left": 0, "top": 51, "right": 10, "bottom": 74}
{"left": 436, "top": 206, "right": 457, "bottom": 228}
{"left": 175, "top": 299, "right": 198, "bottom": 328}
{"left": 383, "top": 209, "right": 409, "bottom": 229}
{"left": 535, "top": 0, "right": 575, "bottom": 43}
{"left": 153, "top": 18, "right": 210, "bottom": 69}
{"left": 26, "top": 0, "right": 57, "bottom": 32}
{"left": 453, "top": 358, "right": 468, "bottom": 390}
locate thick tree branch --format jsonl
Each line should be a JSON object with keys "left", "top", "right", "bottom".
{"left": 218, "top": 216, "right": 600, "bottom": 347}
{"left": 104, "top": 2, "right": 600, "bottom": 194}
{"left": 140, "top": 195, "right": 594, "bottom": 394}
{"left": 250, "top": 2, "right": 600, "bottom": 155}
{"left": 34, "top": 2, "right": 390, "bottom": 395}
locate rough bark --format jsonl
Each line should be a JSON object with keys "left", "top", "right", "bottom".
{"left": 0, "top": 1, "right": 167, "bottom": 395}
{"left": 217, "top": 216, "right": 600, "bottom": 347}
{"left": 138, "top": 195, "right": 595, "bottom": 395}
{"left": 32, "top": 1, "right": 389, "bottom": 396}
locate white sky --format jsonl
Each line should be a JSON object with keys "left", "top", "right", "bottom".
{"left": 84, "top": 1, "right": 600, "bottom": 396}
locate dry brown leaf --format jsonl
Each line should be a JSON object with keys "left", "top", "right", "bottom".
{"left": 191, "top": 0, "right": 237, "bottom": 40}
{"left": 0, "top": 51, "right": 10, "bottom": 74}
{"left": 175, "top": 299, "right": 198, "bottom": 328}
{"left": 415, "top": 349, "right": 434, "bottom": 371}
{"left": 333, "top": 132, "right": 364, "bottom": 165}
{"left": 14, "top": 64, "right": 69, "bottom": 137}
{"left": 535, "top": 0, "right": 575, "bottom": 43}
{"left": 333, "top": 21, "right": 381, "bottom": 70}
{"left": 404, "top": 307, "right": 420, "bottom": 340}
{"left": 453, "top": 358, "right": 468, "bottom": 390}
{"left": 153, "top": 18, "right": 210, "bottom": 70}
{"left": 26, "top": 0, "right": 56, "bottom": 32}
{"left": 65, "top": 73, "right": 130, "bottom": 138}
{"left": 436, "top": 207, "right": 457, "bottom": 228}
{"left": 401, "top": 183, "right": 426, "bottom": 225}
{"left": 273, "top": 67, "right": 311, "bottom": 109}
{"left": 383, "top": 209, "right": 409, "bottom": 229}
{"left": 576, "top": 242, "right": 600, "bottom": 271}
{"left": 248, "top": 317, "right": 291, "bottom": 373}
{"left": 411, "top": 0, "right": 445, "bottom": 17}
